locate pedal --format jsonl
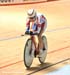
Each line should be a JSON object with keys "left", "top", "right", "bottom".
{"left": 34, "top": 50, "right": 37, "bottom": 57}
{"left": 43, "top": 47, "right": 46, "bottom": 51}
{"left": 34, "top": 50, "right": 39, "bottom": 58}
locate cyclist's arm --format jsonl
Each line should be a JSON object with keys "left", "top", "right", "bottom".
{"left": 26, "top": 18, "right": 30, "bottom": 31}
{"left": 35, "top": 23, "right": 45, "bottom": 34}
{"left": 34, "top": 15, "right": 45, "bottom": 34}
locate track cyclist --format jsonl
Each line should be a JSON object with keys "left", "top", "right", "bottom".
{"left": 25, "top": 9, "right": 47, "bottom": 57}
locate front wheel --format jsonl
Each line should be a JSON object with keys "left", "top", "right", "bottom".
{"left": 38, "top": 36, "right": 48, "bottom": 64}
{"left": 24, "top": 39, "right": 35, "bottom": 69}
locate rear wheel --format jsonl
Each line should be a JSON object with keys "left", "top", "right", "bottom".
{"left": 38, "top": 36, "right": 48, "bottom": 64}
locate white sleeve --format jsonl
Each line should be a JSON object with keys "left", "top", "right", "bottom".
{"left": 40, "top": 17, "right": 45, "bottom": 24}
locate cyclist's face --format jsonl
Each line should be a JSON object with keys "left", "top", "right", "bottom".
{"left": 29, "top": 16, "right": 36, "bottom": 22}
{"left": 30, "top": 19, "right": 35, "bottom": 22}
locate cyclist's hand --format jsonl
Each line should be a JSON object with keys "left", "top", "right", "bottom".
{"left": 25, "top": 31, "right": 38, "bottom": 35}
{"left": 30, "top": 31, "right": 33, "bottom": 35}
{"left": 30, "top": 31, "right": 38, "bottom": 35}
{"left": 25, "top": 31, "right": 30, "bottom": 34}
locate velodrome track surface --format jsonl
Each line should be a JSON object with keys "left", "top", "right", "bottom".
{"left": 0, "top": 0, "right": 70, "bottom": 75}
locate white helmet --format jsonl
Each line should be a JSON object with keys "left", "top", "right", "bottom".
{"left": 27, "top": 9, "right": 37, "bottom": 20}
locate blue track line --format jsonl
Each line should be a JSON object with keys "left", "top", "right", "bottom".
{"left": 45, "top": 65, "right": 70, "bottom": 75}
{"left": 27, "top": 58, "right": 70, "bottom": 75}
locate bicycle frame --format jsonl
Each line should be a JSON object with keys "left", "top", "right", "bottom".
{"left": 23, "top": 34, "right": 47, "bottom": 68}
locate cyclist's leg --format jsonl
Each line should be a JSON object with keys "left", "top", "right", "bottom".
{"left": 38, "top": 21, "right": 47, "bottom": 52}
{"left": 30, "top": 35, "right": 40, "bottom": 56}
{"left": 37, "top": 30, "right": 43, "bottom": 52}
{"left": 30, "top": 35, "right": 37, "bottom": 50}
